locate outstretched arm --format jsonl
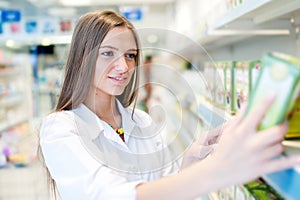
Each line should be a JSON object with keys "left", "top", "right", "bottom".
{"left": 136, "top": 94, "right": 300, "bottom": 200}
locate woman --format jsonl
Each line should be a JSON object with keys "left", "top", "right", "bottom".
{"left": 39, "top": 10, "right": 300, "bottom": 200}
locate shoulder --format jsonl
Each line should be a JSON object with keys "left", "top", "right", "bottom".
{"left": 40, "top": 110, "right": 77, "bottom": 139}
{"left": 41, "top": 110, "right": 75, "bottom": 127}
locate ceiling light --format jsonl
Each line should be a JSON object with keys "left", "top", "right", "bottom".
{"left": 60, "top": 0, "right": 92, "bottom": 6}
{"left": 6, "top": 40, "right": 15, "bottom": 48}
{"left": 48, "top": 7, "right": 77, "bottom": 17}
{"left": 207, "top": 29, "right": 290, "bottom": 36}
{"left": 41, "top": 38, "right": 51, "bottom": 46}
{"left": 290, "top": 17, "right": 295, "bottom": 24}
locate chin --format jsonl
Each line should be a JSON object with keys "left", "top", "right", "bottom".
{"left": 111, "top": 89, "right": 125, "bottom": 96}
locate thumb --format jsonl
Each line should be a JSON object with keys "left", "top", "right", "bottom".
{"left": 193, "top": 144, "right": 217, "bottom": 160}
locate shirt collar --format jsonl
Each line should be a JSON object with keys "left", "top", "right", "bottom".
{"left": 73, "top": 100, "right": 136, "bottom": 142}
{"left": 116, "top": 100, "right": 136, "bottom": 140}
{"left": 72, "top": 103, "right": 103, "bottom": 140}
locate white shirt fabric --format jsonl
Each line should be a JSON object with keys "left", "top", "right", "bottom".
{"left": 40, "top": 101, "right": 175, "bottom": 200}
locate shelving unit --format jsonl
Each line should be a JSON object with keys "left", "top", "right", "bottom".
{"left": 0, "top": 59, "right": 32, "bottom": 135}
{"left": 208, "top": 0, "right": 300, "bottom": 29}
{"left": 0, "top": 51, "right": 34, "bottom": 169}
{"left": 195, "top": 0, "right": 300, "bottom": 50}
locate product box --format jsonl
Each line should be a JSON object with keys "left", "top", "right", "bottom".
{"left": 285, "top": 97, "right": 300, "bottom": 138}
{"left": 203, "top": 62, "right": 216, "bottom": 102}
{"left": 225, "top": 61, "right": 237, "bottom": 114}
{"left": 214, "top": 62, "right": 226, "bottom": 108}
{"left": 246, "top": 52, "right": 300, "bottom": 131}
{"left": 236, "top": 61, "right": 249, "bottom": 110}
{"left": 248, "top": 60, "right": 262, "bottom": 94}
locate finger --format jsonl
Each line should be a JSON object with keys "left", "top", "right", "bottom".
{"left": 243, "top": 93, "right": 276, "bottom": 131}
{"left": 197, "top": 131, "right": 209, "bottom": 145}
{"left": 223, "top": 102, "right": 249, "bottom": 133}
{"left": 262, "top": 155, "right": 300, "bottom": 175}
{"left": 198, "top": 128, "right": 222, "bottom": 145}
{"left": 257, "top": 143, "right": 284, "bottom": 162}
{"left": 205, "top": 126, "right": 223, "bottom": 143}
{"left": 192, "top": 145, "right": 216, "bottom": 159}
{"left": 255, "top": 123, "right": 288, "bottom": 149}
{"left": 198, "top": 145, "right": 215, "bottom": 159}
{"left": 207, "top": 135, "right": 220, "bottom": 145}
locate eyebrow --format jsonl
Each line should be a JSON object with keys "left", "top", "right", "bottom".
{"left": 99, "top": 45, "right": 138, "bottom": 52}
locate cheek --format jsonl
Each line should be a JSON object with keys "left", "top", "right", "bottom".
{"left": 127, "top": 60, "right": 137, "bottom": 72}
{"left": 127, "top": 66, "right": 136, "bottom": 79}
{"left": 93, "top": 60, "right": 108, "bottom": 85}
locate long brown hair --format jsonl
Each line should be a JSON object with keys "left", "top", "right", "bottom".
{"left": 57, "top": 10, "right": 140, "bottom": 111}
{"left": 38, "top": 10, "right": 141, "bottom": 199}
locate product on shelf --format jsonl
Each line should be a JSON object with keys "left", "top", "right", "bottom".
{"left": 211, "top": 185, "right": 255, "bottom": 200}
{"left": 203, "top": 62, "right": 216, "bottom": 102}
{"left": 225, "top": 61, "right": 238, "bottom": 114}
{"left": 214, "top": 62, "right": 226, "bottom": 108}
{"left": 244, "top": 178, "right": 284, "bottom": 200}
{"left": 236, "top": 61, "right": 249, "bottom": 110}
{"left": 0, "top": 123, "right": 36, "bottom": 167}
{"left": 246, "top": 52, "right": 300, "bottom": 131}
{"left": 0, "top": 140, "right": 8, "bottom": 168}
{"left": 248, "top": 60, "right": 262, "bottom": 94}
{"left": 285, "top": 97, "right": 300, "bottom": 139}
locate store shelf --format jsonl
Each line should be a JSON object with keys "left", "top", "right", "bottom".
{"left": 0, "top": 69, "right": 21, "bottom": 77}
{"left": 195, "top": 0, "right": 300, "bottom": 49}
{"left": 0, "top": 95, "right": 23, "bottom": 109}
{"left": 210, "top": 0, "right": 300, "bottom": 29}
{"left": 0, "top": 53, "right": 32, "bottom": 135}
{"left": 262, "top": 140, "right": 300, "bottom": 200}
{"left": 191, "top": 100, "right": 231, "bottom": 128}
{"left": 0, "top": 34, "right": 72, "bottom": 45}
{"left": 263, "top": 162, "right": 300, "bottom": 200}
{"left": 0, "top": 117, "right": 29, "bottom": 133}
{"left": 263, "top": 169, "right": 300, "bottom": 200}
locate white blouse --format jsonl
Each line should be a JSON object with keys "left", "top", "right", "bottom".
{"left": 40, "top": 101, "right": 175, "bottom": 200}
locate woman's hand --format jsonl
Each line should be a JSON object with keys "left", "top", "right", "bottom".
{"left": 180, "top": 120, "right": 230, "bottom": 169}
{"left": 205, "top": 94, "right": 300, "bottom": 187}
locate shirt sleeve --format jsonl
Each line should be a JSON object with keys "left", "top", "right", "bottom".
{"left": 39, "top": 112, "right": 145, "bottom": 200}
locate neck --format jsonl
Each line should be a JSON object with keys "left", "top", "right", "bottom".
{"left": 84, "top": 89, "right": 121, "bottom": 129}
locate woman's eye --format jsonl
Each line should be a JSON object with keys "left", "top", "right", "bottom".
{"left": 101, "top": 51, "right": 114, "bottom": 56}
{"left": 125, "top": 53, "right": 137, "bottom": 59}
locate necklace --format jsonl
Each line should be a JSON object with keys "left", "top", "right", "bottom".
{"left": 109, "top": 124, "right": 125, "bottom": 142}
{"left": 116, "top": 127, "right": 125, "bottom": 142}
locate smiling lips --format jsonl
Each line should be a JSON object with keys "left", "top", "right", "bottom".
{"left": 108, "top": 75, "right": 127, "bottom": 83}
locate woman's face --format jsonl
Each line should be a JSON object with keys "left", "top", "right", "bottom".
{"left": 93, "top": 27, "right": 137, "bottom": 97}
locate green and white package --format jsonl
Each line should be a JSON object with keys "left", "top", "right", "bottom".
{"left": 246, "top": 52, "right": 300, "bottom": 131}
{"left": 248, "top": 60, "right": 262, "bottom": 94}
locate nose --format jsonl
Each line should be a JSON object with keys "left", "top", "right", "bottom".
{"left": 114, "top": 55, "right": 128, "bottom": 73}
